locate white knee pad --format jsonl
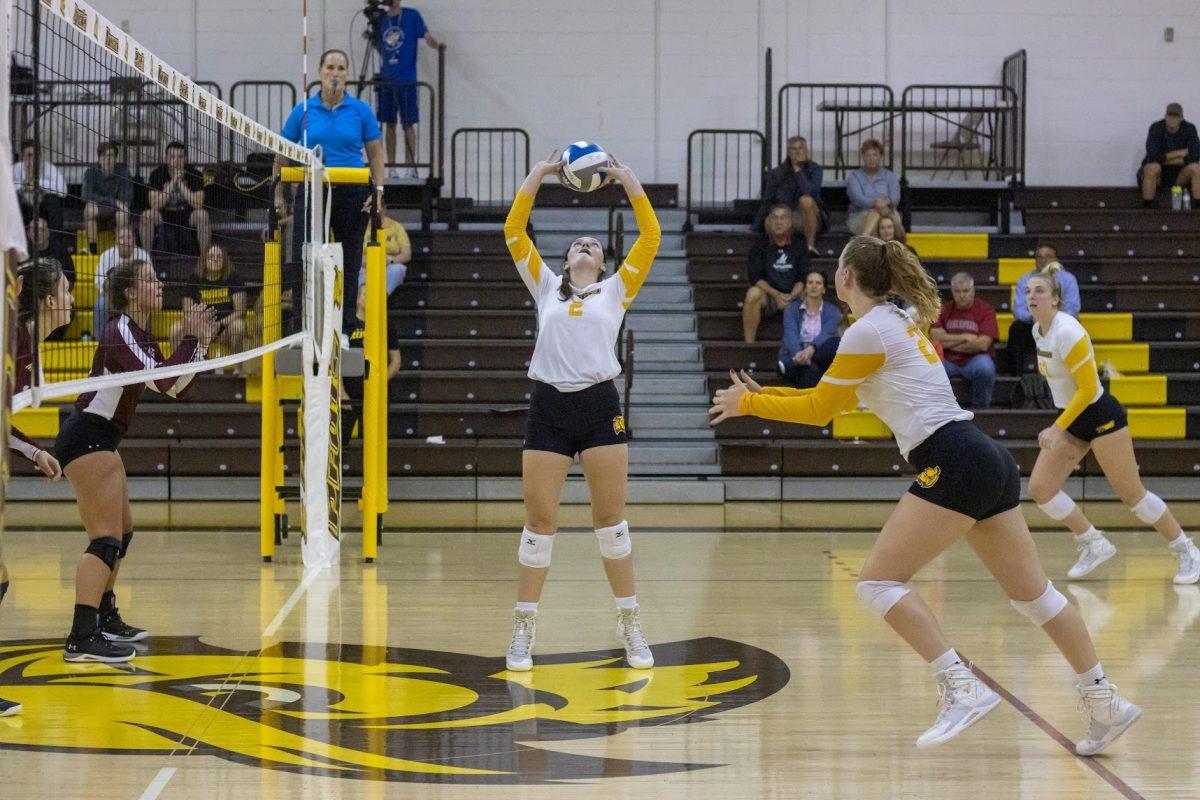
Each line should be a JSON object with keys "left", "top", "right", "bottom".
{"left": 1010, "top": 580, "right": 1068, "bottom": 626}
{"left": 595, "top": 520, "right": 632, "bottom": 560}
{"left": 1037, "top": 491, "right": 1076, "bottom": 521}
{"left": 1130, "top": 491, "right": 1167, "bottom": 525}
{"left": 855, "top": 580, "right": 911, "bottom": 616}
{"left": 517, "top": 529, "right": 554, "bottom": 568}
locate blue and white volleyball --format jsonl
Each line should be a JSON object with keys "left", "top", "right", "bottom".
{"left": 558, "top": 142, "right": 610, "bottom": 192}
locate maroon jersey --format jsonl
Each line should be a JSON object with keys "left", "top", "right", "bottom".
{"left": 74, "top": 314, "right": 205, "bottom": 433}
{"left": 8, "top": 321, "right": 40, "bottom": 462}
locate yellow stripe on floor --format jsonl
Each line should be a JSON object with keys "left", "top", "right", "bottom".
{"left": 1127, "top": 408, "right": 1186, "bottom": 439}
{"left": 1109, "top": 375, "right": 1166, "bottom": 406}
{"left": 908, "top": 233, "right": 989, "bottom": 260}
{"left": 11, "top": 407, "right": 60, "bottom": 437}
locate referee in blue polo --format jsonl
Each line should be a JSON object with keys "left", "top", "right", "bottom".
{"left": 274, "top": 48, "right": 386, "bottom": 335}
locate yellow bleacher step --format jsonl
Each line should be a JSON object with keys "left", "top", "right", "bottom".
{"left": 11, "top": 407, "right": 60, "bottom": 437}
{"left": 908, "top": 233, "right": 989, "bottom": 260}
{"left": 996, "top": 313, "right": 1132, "bottom": 342}
{"left": 1127, "top": 408, "right": 1185, "bottom": 439}
{"left": 998, "top": 257, "right": 1035, "bottom": 286}
{"left": 1109, "top": 375, "right": 1166, "bottom": 406}
{"left": 1094, "top": 343, "right": 1149, "bottom": 374}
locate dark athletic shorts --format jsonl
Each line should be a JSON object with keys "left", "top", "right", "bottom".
{"left": 524, "top": 380, "right": 627, "bottom": 458}
{"left": 55, "top": 411, "right": 122, "bottom": 470}
{"left": 1064, "top": 392, "right": 1128, "bottom": 443}
{"left": 906, "top": 420, "right": 1021, "bottom": 521}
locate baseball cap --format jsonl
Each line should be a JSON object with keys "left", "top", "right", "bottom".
{"left": 1166, "top": 102, "right": 1183, "bottom": 118}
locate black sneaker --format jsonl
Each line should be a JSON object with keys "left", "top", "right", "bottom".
{"left": 100, "top": 608, "right": 148, "bottom": 643}
{"left": 0, "top": 697, "right": 21, "bottom": 716}
{"left": 63, "top": 631, "right": 135, "bottom": 663}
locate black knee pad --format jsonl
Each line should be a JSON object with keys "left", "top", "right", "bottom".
{"left": 120, "top": 531, "right": 134, "bottom": 559}
{"left": 85, "top": 536, "right": 122, "bottom": 571}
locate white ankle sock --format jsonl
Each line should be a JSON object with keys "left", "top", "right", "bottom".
{"left": 515, "top": 602, "right": 538, "bottom": 614}
{"left": 930, "top": 648, "right": 964, "bottom": 674}
{"left": 615, "top": 595, "right": 638, "bottom": 610}
{"left": 1076, "top": 663, "right": 1107, "bottom": 686}
{"left": 1075, "top": 526, "right": 1102, "bottom": 542}
{"left": 1168, "top": 532, "right": 1189, "bottom": 550}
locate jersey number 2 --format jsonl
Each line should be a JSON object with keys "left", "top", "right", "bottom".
{"left": 906, "top": 325, "right": 939, "bottom": 365}
{"left": 568, "top": 301, "right": 584, "bottom": 317}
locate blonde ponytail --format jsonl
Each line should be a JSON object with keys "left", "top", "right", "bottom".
{"left": 841, "top": 235, "right": 940, "bottom": 326}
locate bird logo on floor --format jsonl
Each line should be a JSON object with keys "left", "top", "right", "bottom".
{"left": 612, "top": 415, "right": 626, "bottom": 436}
{"left": 915, "top": 466, "right": 941, "bottom": 488}
{"left": 0, "top": 636, "right": 788, "bottom": 783}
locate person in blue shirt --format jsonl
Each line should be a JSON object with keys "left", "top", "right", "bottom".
{"left": 846, "top": 138, "right": 901, "bottom": 236}
{"left": 1006, "top": 244, "right": 1081, "bottom": 375}
{"left": 371, "top": 1, "right": 441, "bottom": 177}
{"left": 273, "top": 48, "right": 386, "bottom": 335}
{"left": 778, "top": 269, "right": 843, "bottom": 389}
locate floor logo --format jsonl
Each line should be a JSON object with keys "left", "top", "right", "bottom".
{"left": 0, "top": 637, "right": 789, "bottom": 784}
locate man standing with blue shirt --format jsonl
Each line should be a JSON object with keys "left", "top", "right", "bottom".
{"left": 372, "top": 1, "right": 441, "bottom": 177}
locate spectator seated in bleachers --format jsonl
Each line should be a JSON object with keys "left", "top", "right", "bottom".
{"left": 81, "top": 141, "right": 134, "bottom": 255}
{"left": 171, "top": 244, "right": 247, "bottom": 371}
{"left": 875, "top": 214, "right": 917, "bottom": 254}
{"left": 1006, "top": 244, "right": 1080, "bottom": 375}
{"left": 25, "top": 216, "right": 74, "bottom": 287}
{"left": 846, "top": 138, "right": 901, "bottom": 236}
{"left": 12, "top": 138, "right": 66, "bottom": 236}
{"left": 363, "top": 212, "right": 412, "bottom": 289}
{"left": 1139, "top": 102, "right": 1199, "bottom": 207}
{"left": 742, "top": 203, "right": 809, "bottom": 343}
{"left": 142, "top": 141, "right": 210, "bottom": 258}
{"left": 342, "top": 269, "right": 403, "bottom": 441}
{"left": 93, "top": 225, "right": 150, "bottom": 340}
{"left": 753, "top": 136, "right": 825, "bottom": 256}
{"left": 777, "top": 269, "right": 842, "bottom": 389}
{"left": 929, "top": 271, "right": 997, "bottom": 409}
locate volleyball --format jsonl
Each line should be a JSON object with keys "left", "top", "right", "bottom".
{"left": 558, "top": 141, "right": 610, "bottom": 192}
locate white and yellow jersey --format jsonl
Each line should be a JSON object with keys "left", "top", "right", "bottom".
{"left": 739, "top": 303, "right": 972, "bottom": 458}
{"left": 1033, "top": 311, "right": 1103, "bottom": 429}
{"left": 505, "top": 190, "right": 660, "bottom": 392}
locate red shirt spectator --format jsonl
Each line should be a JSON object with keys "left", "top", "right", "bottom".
{"left": 933, "top": 294, "right": 998, "bottom": 367}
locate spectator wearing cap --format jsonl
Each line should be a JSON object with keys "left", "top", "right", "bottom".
{"left": 929, "top": 272, "right": 998, "bottom": 409}
{"left": 1006, "top": 244, "right": 1080, "bottom": 375}
{"left": 754, "top": 136, "right": 826, "bottom": 256}
{"left": 1140, "top": 102, "right": 1200, "bottom": 207}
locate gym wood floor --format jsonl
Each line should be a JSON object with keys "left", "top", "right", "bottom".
{"left": 0, "top": 504, "right": 1196, "bottom": 799}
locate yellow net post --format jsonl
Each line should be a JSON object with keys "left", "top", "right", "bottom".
{"left": 374, "top": 227, "right": 389, "bottom": 532}
{"left": 361, "top": 227, "right": 386, "bottom": 562}
{"left": 259, "top": 235, "right": 282, "bottom": 561}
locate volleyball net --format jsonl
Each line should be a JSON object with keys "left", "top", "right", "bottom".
{"left": 2, "top": 0, "right": 347, "bottom": 566}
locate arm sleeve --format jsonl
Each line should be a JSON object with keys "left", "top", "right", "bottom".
{"left": 1013, "top": 273, "right": 1030, "bottom": 322}
{"left": 815, "top": 305, "right": 842, "bottom": 347}
{"left": 415, "top": 10, "right": 428, "bottom": 37}
{"left": 887, "top": 170, "right": 901, "bottom": 204}
{"left": 760, "top": 385, "right": 817, "bottom": 397}
{"left": 1187, "top": 124, "right": 1200, "bottom": 165}
{"left": 1145, "top": 123, "right": 1163, "bottom": 163}
{"left": 109, "top": 319, "right": 206, "bottom": 397}
{"left": 281, "top": 102, "right": 303, "bottom": 144}
{"left": 1054, "top": 331, "right": 1099, "bottom": 429}
{"left": 746, "top": 243, "right": 767, "bottom": 287}
{"left": 846, "top": 171, "right": 869, "bottom": 209}
{"left": 149, "top": 337, "right": 205, "bottom": 397}
{"left": 1063, "top": 271, "right": 1082, "bottom": 317}
{"left": 504, "top": 190, "right": 554, "bottom": 299}
{"left": 8, "top": 428, "right": 40, "bottom": 463}
{"left": 739, "top": 321, "right": 884, "bottom": 426}
{"left": 807, "top": 162, "right": 824, "bottom": 194}
{"left": 615, "top": 194, "right": 661, "bottom": 307}
{"left": 81, "top": 167, "right": 99, "bottom": 204}
{"left": 978, "top": 305, "right": 999, "bottom": 341}
{"left": 360, "top": 102, "right": 382, "bottom": 144}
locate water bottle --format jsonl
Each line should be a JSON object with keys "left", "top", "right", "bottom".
{"left": 1171, "top": 185, "right": 1182, "bottom": 210}
{"left": 1184, "top": 190, "right": 1193, "bottom": 211}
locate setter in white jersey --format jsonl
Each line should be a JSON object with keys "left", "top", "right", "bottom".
{"left": 710, "top": 237, "right": 1141, "bottom": 755}
{"left": 1024, "top": 270, "right": 1199, "bottom": 583}
{"left": 501, "top": 152, "right": 661, "bottom": 673}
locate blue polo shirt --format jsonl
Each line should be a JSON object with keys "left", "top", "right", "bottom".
{"left": 281, "top": 94, "right": 382, "bottom": 168}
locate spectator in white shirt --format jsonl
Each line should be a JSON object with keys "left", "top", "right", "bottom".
{"left": 12, "top": 139, "right": 67, "bottom": 236}
{"left": 92, "top": 226, "right": 150, "bottom": 340}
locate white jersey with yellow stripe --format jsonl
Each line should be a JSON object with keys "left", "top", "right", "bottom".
{"left": 740, "top": 302, "right": 972, "bottom": 458}
{"left": 505, "top": 191, "right": 660, "bottom": 392}
{"left": 1033, "top": 311, "right": 1104, "bottom": 429}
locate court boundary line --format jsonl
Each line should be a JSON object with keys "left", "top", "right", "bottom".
{"left": 136, "top": 767, "right": 176, "bottom": 800}
{"left": 967, "top": 661, "right": 1145, "bottom": 800}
